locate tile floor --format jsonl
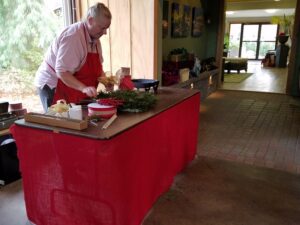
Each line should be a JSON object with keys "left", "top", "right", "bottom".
{"left": 199, "top": 90, "right": 300, "bottom": 174}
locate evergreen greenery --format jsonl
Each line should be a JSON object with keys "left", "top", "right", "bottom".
{"left": 0, "top": 0, "right": 63, "bottom": 95}
{"left": 97, "top": 90, "right": 157, "bottom": 112}
{"left": 0, "top": 0, "right": 62, "bottom": 70}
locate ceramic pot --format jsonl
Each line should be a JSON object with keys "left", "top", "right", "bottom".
{"left": 278, "top": 35, "right": 289, "bottom": 44}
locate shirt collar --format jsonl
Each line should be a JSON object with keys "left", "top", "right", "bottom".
{"left": 83, "top": 22, "right": 97, "bottom": 46}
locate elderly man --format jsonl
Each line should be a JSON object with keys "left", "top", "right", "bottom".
{"left": 34, "top": 2, "right": 111, "bottom": 112}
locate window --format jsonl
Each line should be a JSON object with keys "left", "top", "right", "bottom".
{"left": 0, "top": 0, "right": 71, "bottom": 112}
{"left": 228, "top": 23, "right": 278, "bottom": 60}
{"left": 258, "top": 24, "right": 278, "bottom": 59}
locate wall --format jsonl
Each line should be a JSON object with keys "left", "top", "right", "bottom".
{"left": 201, "top": 0, "right": 224, "bottom": 58}
{"left": 76, "top": 0, "right": 155, "bottom": 79}
{"left": 161, "top": 0, "right": 206, "bottom": 60}
{"left": 287, "top": 0, "right": 300, "bottom": 96}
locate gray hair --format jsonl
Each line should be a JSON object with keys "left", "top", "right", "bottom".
{"left": 86, "top": 2, "right": 112, "bottom": 20}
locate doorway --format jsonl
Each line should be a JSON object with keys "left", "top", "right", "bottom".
{"left": 223, "top": 22, "right": 287, "bottom": 94}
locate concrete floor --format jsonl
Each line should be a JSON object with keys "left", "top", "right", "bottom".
{"left": 1, "top": 89, "right": 300, "bottom": 225}
{"left": 143, "top": 157, "right": 300, "bottom": 225}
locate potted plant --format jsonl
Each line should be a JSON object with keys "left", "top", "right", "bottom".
{"left": 271, "top": 14, "right": 294, "bottom": 44}
{"left": 278, "top": 32, "right": 289, "bottom": 45}
{"left": 169, "top": 48, "right": 188, "bottom": 62}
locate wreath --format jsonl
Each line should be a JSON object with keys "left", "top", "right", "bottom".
{"left": 97, "top": 90, "right": 157, "bottom": 112}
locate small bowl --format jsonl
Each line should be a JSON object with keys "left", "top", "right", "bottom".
{"left": 87, "top": 103, "right": 116, "bottom": 119}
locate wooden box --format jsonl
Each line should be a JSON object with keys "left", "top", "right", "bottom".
{"left": 24, "top": 113, "right": 88, "bottom": 130}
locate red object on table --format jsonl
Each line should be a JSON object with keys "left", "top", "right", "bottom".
{"left": 119, "top": 75, "right": 134, "bottom": 90}
{"left": 11, "top": 93, "right": 200, "bottom": 225}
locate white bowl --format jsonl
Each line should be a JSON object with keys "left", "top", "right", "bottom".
{"left": 87, "top": 103, "right": 116, "bottom": 119}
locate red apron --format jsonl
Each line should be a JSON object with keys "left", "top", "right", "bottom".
{"left": 52, "top": 26, "right": 102, "bottom": 104}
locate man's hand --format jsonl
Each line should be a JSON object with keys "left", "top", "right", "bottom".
{"left": 81, "top": 86, "right": 97, "bottom": 97}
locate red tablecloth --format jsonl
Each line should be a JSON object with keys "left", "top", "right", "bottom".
{"left": 11, "top": 93, "right": 200, "bottom": 225}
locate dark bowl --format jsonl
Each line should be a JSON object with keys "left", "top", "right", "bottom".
{"left": 131, "top": 79, "right": 159, "bottom": 93}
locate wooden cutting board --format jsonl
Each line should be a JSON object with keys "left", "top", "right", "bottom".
{"left": 24, "top": 113, "right": 88, "bottom": 130}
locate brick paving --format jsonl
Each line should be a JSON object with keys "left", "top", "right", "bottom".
{"left": 198, "top": 90, "right": 300, "bottom": 174}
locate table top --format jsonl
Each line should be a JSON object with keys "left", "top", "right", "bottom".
{"left": 14, "top": 87, "right": 199, "bottom": 140}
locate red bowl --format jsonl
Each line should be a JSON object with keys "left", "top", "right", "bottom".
{"left": 87, "top": 103, "right": 116, "bottom": 119}
{"left": 11, "top": 108, "right": 27, "bottom": 117}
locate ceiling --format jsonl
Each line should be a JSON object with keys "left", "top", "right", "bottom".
{"left": 226, "top": 8, "right": 295, "bottom": 18}
{"left": 226, "top": 0, "right": 297, "bottom": 18}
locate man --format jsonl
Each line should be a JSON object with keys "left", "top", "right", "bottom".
{"left": 34, "top": 2, "right": 111, "bottom": 112}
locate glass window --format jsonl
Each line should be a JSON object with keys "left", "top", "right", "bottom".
{"left": 228, "top": 24, "right": 241, "bottom": 58}
{"left": 228, "top": 23, "right": 278, "bottom": 60}
{"left": 243, "top": 25, "right": 259, "bottom": 41}
{"left": 0, "top": 0, "right": 69, "bottom": 113}
{"left": 241, "top": 42, "right": 257, "bottom": 58}
{"left": 260, "top": 24, "right": 277, "bottom": 41}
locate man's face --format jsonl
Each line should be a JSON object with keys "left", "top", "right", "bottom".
{"left": 88, "top": 15, "right": 111, "bottom": 39}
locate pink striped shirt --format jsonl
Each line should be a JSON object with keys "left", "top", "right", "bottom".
{"left": 34, "top": 21, "right": 103, "bottom": 89}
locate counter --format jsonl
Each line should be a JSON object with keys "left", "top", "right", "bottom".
{"left": 11, "top": 87, "right": 200, "bottom": 225}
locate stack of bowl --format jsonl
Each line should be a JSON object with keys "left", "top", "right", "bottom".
{"left": 87, "top": 103, "right": 116, "bottom": 119}
{"left": 9, "top": 102, "right": 27, "bottom": 117}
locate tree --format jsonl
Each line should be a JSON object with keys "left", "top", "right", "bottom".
{"left": 0, "top": 0, "right": 62, "bottom": 70}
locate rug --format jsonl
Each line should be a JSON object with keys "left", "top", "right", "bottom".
{"left": 224, "top": 73, "right": 253, "bottom": 83}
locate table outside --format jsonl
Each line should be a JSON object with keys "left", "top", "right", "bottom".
{"left": 11, "top": 88, "right": 200, "bottom": 225}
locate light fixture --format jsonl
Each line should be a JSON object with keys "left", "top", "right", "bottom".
{"left": 226, "top": 11, "right": 234, "bottom": 15}
{"left": 265, "top": 9, "right": 278, "bottom": 13}
{"left": 274, "top": 0, "right": 280, "bottom": 2}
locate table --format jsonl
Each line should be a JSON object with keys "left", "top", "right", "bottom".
{"left": 11, "top": 87, "right": 200, "bottom": 225}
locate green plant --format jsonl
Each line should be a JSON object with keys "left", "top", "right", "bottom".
{"left": 0, "top": 0, "right": 63, "bottom": 70}
{"left": 170, "top": 48, "right": 188, "bottom": 55}
{"left": 224, "top": 33, "right": 229, "bottom": 50}
{"left": 271, "top": 14, "right": 294, "bottom": 35}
